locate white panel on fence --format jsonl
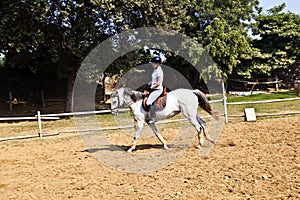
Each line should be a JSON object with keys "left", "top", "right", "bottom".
{"left": 244, "top": 108, "right": 256, "bottom": 122}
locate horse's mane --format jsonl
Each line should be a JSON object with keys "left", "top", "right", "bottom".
{"left": 123, "top": 88, "right": 143, "bottom": 102}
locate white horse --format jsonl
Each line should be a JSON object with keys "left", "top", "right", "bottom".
{"left": 110, "top": 87, "right": 218, "bottom": 152}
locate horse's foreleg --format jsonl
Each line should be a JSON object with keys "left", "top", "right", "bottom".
{"left": 128, "top": 121, "right": 143, "bottom": 153}
{"left": 148, "top": 123, "right": 168, "bottom": 150}
{"left": 127, "top": 137, "right": 137, "bottom": 153}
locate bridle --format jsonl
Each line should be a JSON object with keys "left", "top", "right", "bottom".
{"left": 111, "top": 89, "right": 138, "bottom": 115}
{"left": 124, "top": 96, "right": 135, "bottom": 107}
{"left": 123, "top": 88, "right": 137, "bottom": 107}
{"left": 110, "top": 91, "right": 120, "bottom": 115}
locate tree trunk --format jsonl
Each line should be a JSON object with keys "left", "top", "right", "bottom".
{"left": 65, "top": 74, "right": 75, "bottom": 113}
{"left": 296, "top": 80, "right": 300, "bottom": 97}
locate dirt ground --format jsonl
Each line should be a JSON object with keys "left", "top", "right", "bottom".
{"left": 0, "top": 116, "right": 299, "bottom": 199}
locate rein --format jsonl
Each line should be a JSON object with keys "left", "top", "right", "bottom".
{"left": 123, "top": 89, "right": 142, "bottom": 107}
{"left": 124, "top": 98, "right": 135, "bottom": 107}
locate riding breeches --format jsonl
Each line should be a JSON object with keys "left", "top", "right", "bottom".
{"left": 146, "top": 88, "right": 163, "bottom": 106}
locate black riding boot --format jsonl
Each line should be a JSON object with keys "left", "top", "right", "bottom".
{"left": 148, "top": 105, "right": 157, "bottom": 123}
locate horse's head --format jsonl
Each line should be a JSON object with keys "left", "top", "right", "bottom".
{"left": 111, "top": 87, "right": 142, "bottom": 115}
{"left": 110, "top": 89, "right": 123, "bottom": 116}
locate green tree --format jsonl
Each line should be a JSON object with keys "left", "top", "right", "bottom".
{"left": 184, "top": 0, "right": 259, "bottom": 80}
{"left": 93, "top": 0, "right": 261, "bottom": 83}
{"left": 1, "top": 0, "right": 194, "bottom": 111}
{"left": 90, "top": 0, "right": 197, "bottom": 88}
{"left": 0, "top": 0, "right": 115, "bottom": 111}
{"left": 91, "top": 0, "right": 189, "bottom": 31}
{"left": 1, "top": 0, "right": 266, "bottom": 112}
{"left": 0, "top": 0, "right": 46, "bottom": 70}
{"left": 203, "top": 17, "right": 250, "bottom": 79}
{"left": 247, "top": 3, "right": 300, "bottom": 78}
{"left": 43, "top": 0, "right": 115, "bottom": 111}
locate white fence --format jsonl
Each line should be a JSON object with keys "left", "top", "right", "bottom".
{"left": 225, "top": 97, "right": 300, "bottom": 119}
{"left": 1, "top": 95, "right": 300, "bottom": 142}
{"left": 0, "top": 95, "right": 225, "bottom": 142}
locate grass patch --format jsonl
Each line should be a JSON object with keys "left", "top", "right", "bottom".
{"left": 227, "top": 101, "right": 300, "bottom": 115}
{"left": 225, "top": 90, "right": 300, "bottom": 122}
{"left": 227, "top": 90, "right": 298, "bottom": 102}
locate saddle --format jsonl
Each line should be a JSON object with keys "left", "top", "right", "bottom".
{"left": 142, "top": 86, "right": 167, "bottom": 112}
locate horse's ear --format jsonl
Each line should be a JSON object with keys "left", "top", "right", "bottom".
{"left": 111, "top": 90, "right": 118, "bottom": 96}
{"left": 131, "top": 93, "right": 136, "bottom": 101}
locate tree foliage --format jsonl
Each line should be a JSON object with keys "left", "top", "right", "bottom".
{"left": 184, "top": 0, "right": 260, "bottom": 79}
{"left": 235, "top": 3, "right": 300, "bottom": 78}
{"left": 0, "top": 0, "right": 118, "bottom": 111}
{"left": 0, "top": 0, "right": 46, "bottom": 71}
{"left": 0, "top": 0, "right": 263, "bottom": 81}
{"left": 1, "top": 0, "right": 118, "bottom": 76}
{"left": 1, "top": 0, "right": 299, "bottom": 111}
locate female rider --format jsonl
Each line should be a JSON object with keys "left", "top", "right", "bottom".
{"left": 146, "top": 56, "right": 164, "bottom": 123}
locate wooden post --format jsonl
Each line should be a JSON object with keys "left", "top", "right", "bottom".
{"left": 222, "top": 81, "right": 228, "bottom": 123}
{"left": 9, "top": 91, "right": 12, "bottom": 111}
{"left": 37, "top": 111, "right": 42, "bottom": 138}
{"left": 275, "top": 76, "right": 279, "bottom": 91}
{"left": 296, "top": 80, "right": 300, "bottom": 97}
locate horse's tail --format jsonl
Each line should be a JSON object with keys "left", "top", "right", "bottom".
{"left": 193, "top": 89, "right": 219, "bottom": 120}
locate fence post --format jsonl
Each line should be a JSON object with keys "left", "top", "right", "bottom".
{"left": 296, "top": 80, "right": 300, "bottom": 97}
{"left": 222, "top": 81, "right": 228, "bottom": 123}
{"left": 37, "top": 111, "right": 42, "bottom": 138}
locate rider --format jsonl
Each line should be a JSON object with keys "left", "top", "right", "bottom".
{"left": 146, "top": 56, "right": 164, "bottom": 123}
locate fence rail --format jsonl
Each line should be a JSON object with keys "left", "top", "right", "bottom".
{"left": 1, "top": 94, "right": 300, "bottom": 142}
{"left": 0, "top": 116, "right": 60, "bottom": 121}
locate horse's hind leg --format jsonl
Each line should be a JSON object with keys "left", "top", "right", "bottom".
{"left": 196, "top": 115, "right": 205, "bottom": 147}
{"left": 196, "top": 115, "right": 215, "bottom": 145}
{"left": 184, "top": 114, "right": 209, "bottom": 148}
{"left": 183, "top": 116, "right": 204, "bottom": 148}
{"left": 180, "top": 100, "right": 212, "bottom": 148}
{"left": 148, "top": 123, "right": 168, "bottom": 150}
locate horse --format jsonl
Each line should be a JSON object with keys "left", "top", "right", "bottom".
{"left": 110, "top": 87, "right": 218, "bottom": 153}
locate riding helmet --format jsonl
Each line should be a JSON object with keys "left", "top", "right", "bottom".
{"left": 150, "top": 56, "right": 162, "bottom": 64}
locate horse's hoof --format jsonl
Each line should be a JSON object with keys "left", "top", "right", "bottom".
{"left": 195, "top": 145, "right": 202, "bottom": 149}
{"left": 163, "top": 145, "right": 169, "bottom": 150}
{"left": 127, "top": 149, "right": 133, "bottom": 153}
